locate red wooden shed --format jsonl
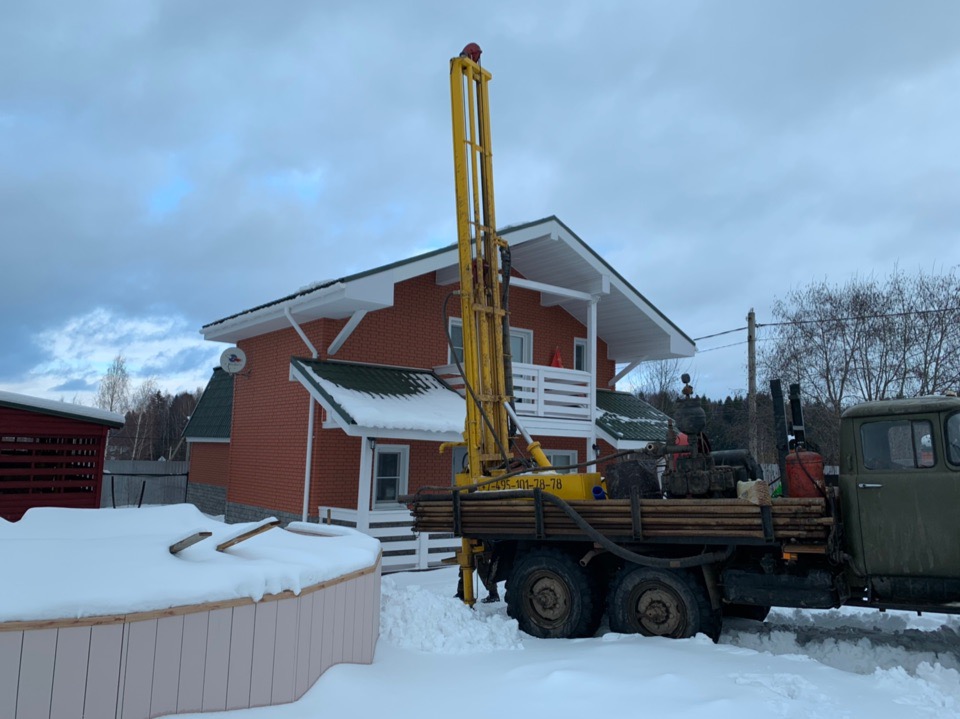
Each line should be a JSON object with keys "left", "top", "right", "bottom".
{"left": 0, "top": 391, "right": 124, "bottom": 521}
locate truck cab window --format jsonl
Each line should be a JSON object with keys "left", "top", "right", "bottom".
{"left": 947, "top": 413, "right": 960, "bottom": 465}
{"left": 860, "top": 420, "right": 934, "bottom": 470}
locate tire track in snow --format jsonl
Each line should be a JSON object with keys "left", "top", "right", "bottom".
{"left": 720, "top": 614, "right": 960, "bottom": 675}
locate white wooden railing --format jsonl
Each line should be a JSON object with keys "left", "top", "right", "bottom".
{"left": 434, "top": 362, "right": 592, "bottom": 421}
{"left": 318, "top": 506, "right": 458, "bottom": 572}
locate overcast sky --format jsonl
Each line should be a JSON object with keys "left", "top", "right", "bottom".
{"left": 3, "top": 1, "right": 959, "bottom": 405}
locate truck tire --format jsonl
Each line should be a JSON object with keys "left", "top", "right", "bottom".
{"left": 505, "top": 547, "right": 603, "bottom": 638}
{"left": 607, "top": 566, "right": 707, "bottom": 639}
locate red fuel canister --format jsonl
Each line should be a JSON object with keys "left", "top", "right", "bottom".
{"left": 784, "top": 449, "right": 825, "bottom": 498}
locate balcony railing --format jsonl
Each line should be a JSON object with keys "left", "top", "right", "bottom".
{"left": 434, "top": 362, "right": 592, "bottom": 422}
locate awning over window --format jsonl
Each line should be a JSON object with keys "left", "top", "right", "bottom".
{"left": 290, "top": 358, "right": 465, "bottom": 442}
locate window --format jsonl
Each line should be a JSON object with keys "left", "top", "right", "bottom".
{"left": 860, "top": 420, "right": 935, "bottom": 470}
{"left": 544, "top": 450, "right": 578, "bottom": 474}
{"left": 450, "top": 446, "right": 468, "bottom": 483}
{"left": 374, "top": 445, "right": 409, "bottom": 506}
{"left": 448, "top": 320, "right": 465, "bottom": 364}
{"left": 574, "top": 338, "right": 587, "bottom": 372}
{"left": 510, "top": 327, "right": 533, "bottom": 364}
{"left": 448, "top": 319, "right": 533, "bottom": 364}
{"left": 946, "top": 412, "right": 960, "bottom": 465}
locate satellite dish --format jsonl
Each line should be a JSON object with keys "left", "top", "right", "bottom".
{"left": 220, "top": 347, "right": 247, "bottom": 374}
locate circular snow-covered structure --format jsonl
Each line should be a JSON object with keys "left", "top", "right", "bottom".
{"left": 0, "top": 506, "right": 381, "bottom": 719}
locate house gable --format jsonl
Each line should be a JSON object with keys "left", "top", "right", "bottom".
{"left": 200, "top": 216, "right": 694, "bottom": 368}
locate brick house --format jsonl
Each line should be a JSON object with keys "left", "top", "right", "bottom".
{"left": 192, "top": 216, "right": 694, "bottom": 566}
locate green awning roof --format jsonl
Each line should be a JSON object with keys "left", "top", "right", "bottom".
{"left": 182, "top": 368, "right": 233, "bottom": 440}
{"left": 596, "top": 389, "right": 671, "bottom": 443}
{"left": 290, "top": 358, "right": 465, "bottom": 439}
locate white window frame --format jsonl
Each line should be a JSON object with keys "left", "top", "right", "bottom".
{"left": 545, "top": 449, "right": 578, "bottom": 474}
{"left": 574, "top": 338, "right": 588, "bottom": 372}
{"left": 373, "top": 445, "right": 409, "bottom": 507}
{"left": 510, "top": 327, "right": 534, "bottom": 364}
{"left": 449, "top": 318, "right": 533, "bottom": 365}
{"left": 448, "top": 318, "right": 465, "bottom": 364}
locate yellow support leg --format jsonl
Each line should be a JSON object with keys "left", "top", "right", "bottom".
{"left": 458, "top": 538, "right": 477, "bottom": 607}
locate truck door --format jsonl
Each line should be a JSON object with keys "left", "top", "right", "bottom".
{"left": 855, "top": 415, "right": 960, "bottom": 578}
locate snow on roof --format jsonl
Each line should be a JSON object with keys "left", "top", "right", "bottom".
{"left": 293, "top": 359, "right": 465, "bottom": 436}
{"left": 0, "top": 505, "right": 380, "bottom": 623}
{"left": 0, "top": 390, "right": 124, "bottom": 428}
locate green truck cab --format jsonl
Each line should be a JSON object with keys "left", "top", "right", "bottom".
{"left": 838, "top": 395, "right": 960, "bottom": 608}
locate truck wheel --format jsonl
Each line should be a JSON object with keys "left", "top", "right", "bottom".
{"left": 607, "top": 566, "right": 704, "bottom": 639}
{"left": 722, "top": 603, "right": 770, "bottom": 622}
{"left": 505, "top": 547, "right": 602, "bottom": 638}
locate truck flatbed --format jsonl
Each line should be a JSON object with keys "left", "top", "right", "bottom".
{"left": 411, "top": 493, "right": 832, "bottom": 547}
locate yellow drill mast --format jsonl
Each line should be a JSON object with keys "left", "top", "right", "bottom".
{"left": 449, "top": 43, "right": 513, "bottom": 479}
{"left": 447, "top": 44, "right": 602, "bottom": 605}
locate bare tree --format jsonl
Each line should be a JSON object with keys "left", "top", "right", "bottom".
{"left": 128, "top": 379, "right": 159, "bottom": 460}
{"left": 761, "top": 268, "right": 960, "bottom": 422}
{"left": 95, "top": 354, "right": 130, "bottom": 413}
{"left": 629, "top": 358, "right": 694, "bottom": 413}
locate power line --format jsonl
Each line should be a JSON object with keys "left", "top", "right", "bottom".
{"left": 697, "top": 340, "right": 749, "bottom": 353}
{"left": 694, "top": 306, "right": 960, "bottom": 343}
{"left": 694, "top": 327, "right": 748, "bottom": 341}
{"left": 757, "top": 306, "right": 960, "bottom": 329}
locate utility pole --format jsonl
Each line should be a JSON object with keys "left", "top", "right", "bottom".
{"left": 747, "top": 308, "right": 757, "bottom": 457}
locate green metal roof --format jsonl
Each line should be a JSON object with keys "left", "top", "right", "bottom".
{"left": 182, "top": 368, "right": 234, "bottom": 440}
{"left": 290, "top": 358, "right": 464, "bottom": 435}
{"left": 595, "top": 389, "right": 672, "bottom": 442}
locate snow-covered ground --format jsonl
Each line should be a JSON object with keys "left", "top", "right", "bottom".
{"left": 5, "top": 507, "right": 957, "bottom": 717}
{"left": 173, "top": 566, "right": 960, "bottom": 719}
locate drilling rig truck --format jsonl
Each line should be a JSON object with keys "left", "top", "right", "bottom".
{"left": 405, "top": 44, "right": 960, "bottom": 640}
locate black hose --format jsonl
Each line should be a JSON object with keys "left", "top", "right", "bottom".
{"left": 429, "top": 488, "right": 734, "bottom": 570}
{"left": 499, "top": 244, "right": 517, "bottom": 437}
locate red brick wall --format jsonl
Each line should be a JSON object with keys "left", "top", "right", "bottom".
{"left": 506, "top": 280, "right": 614, "bottom": 387}
{"left": 230, "top": 326, "right": 323, "bottom": 515}
{"left": 318, "top": 273, "right": 614, "bottom": 381}
{"left": 228, "top": 271, "right": 615, "bottom": 515}
{"left": 188, "top": 442, "right": 230, "bottom": 487}
{"left": 320, "top": 274, "right": 455, "bottom": 368}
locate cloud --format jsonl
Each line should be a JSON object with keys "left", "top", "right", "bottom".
{"left": 50, "top": 378, "right": 99, "bottom": 393}
{"left": 18, "top": 307, "right": 223, "bottom": 402}
{"left": 2, "top": 1, "right": 959, "bottom": 403}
